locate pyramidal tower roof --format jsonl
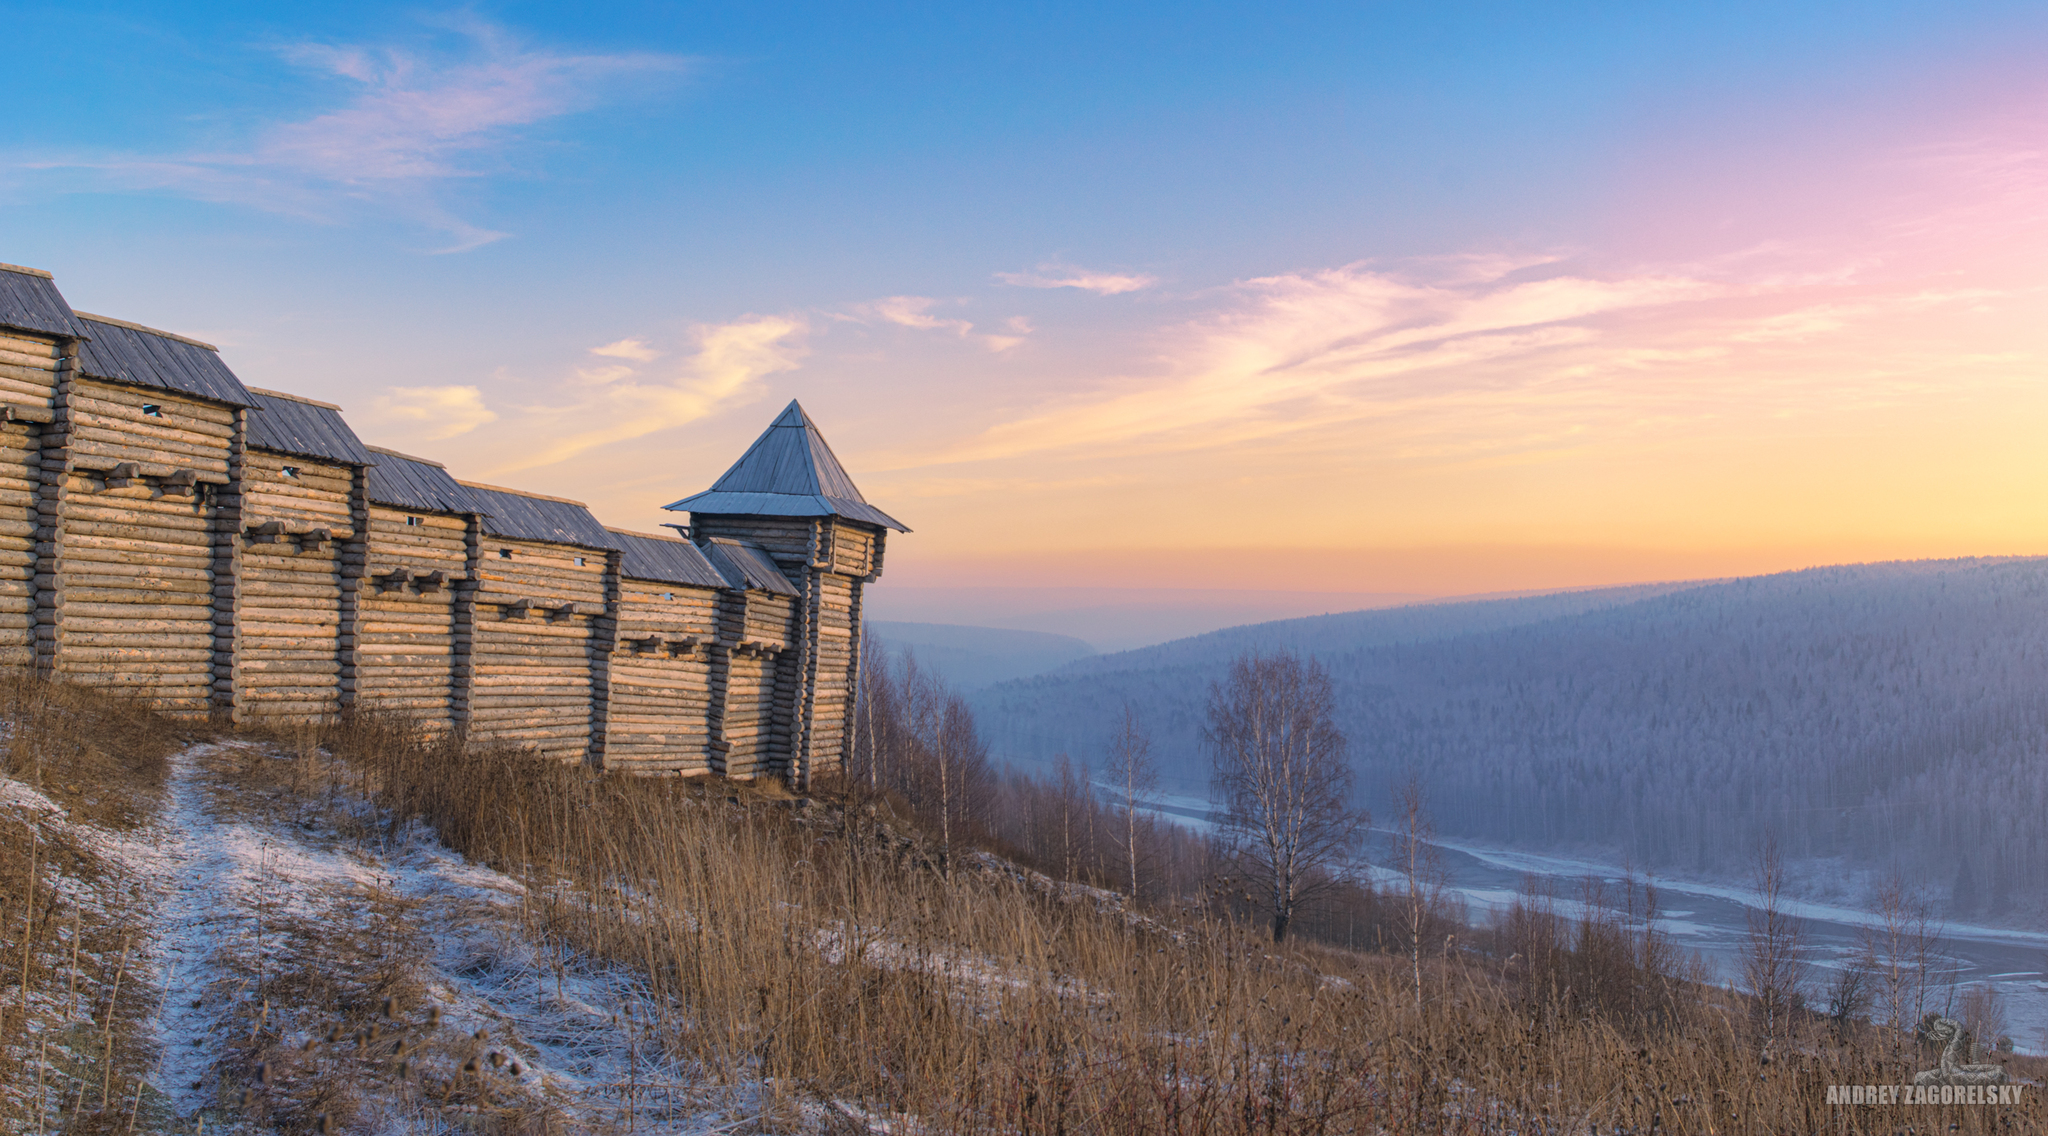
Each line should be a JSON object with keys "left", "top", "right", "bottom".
{"left": 664, "top": 400, "right": 908, "bottom": 531}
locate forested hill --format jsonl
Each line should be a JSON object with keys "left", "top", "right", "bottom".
{"left": 967, "top": 558, "right": 2048, "bottom": 917}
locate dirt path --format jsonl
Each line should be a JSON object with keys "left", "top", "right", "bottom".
{"left": 146, "top": 742, "right": 247, "bottom": 1117}
{"left": 125, "top": 741, "right": 769, "bottom": 1134}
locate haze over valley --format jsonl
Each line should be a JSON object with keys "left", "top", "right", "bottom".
{"left": 948, "top": 558, "right": 2048, "bottom": 925}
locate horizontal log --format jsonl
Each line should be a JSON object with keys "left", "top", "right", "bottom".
{"left": 236, "top": 660, "right": 342, "bottom": 676}
{"left": 604, "top": 726, "right": 712, "bottom": 739}
{"left": 367, "top": 520, "right": 468, "bottom": 541}
{"left": 476, "top": 573, "right": 607, "bottom": 598}
{"left": 357, "top": 637, "right": 455, "bottom": 652}
{"left": 61, "top": 542, "right": 210, "bottom": 568}
{"left": 63, "top": 673, "right": 213, "bottom": 695}
{"left": 58, "top": 647, "right": 214, "bottom": 664}
{"left": 244, "top": 485, "right": 355, "bottom": 514}
{"left": 245, "top": 453, "right": 353, "bottom": 479}
{"left": 72, "top": 382, "right": 236, "bottom": 424}
{"left": 238, "top": 622, "right": 343, "bottom": 641}
{"left": 238, "top": 704, "right": 343, "bottom": 719}
{"left": 62, "top": 520, "right": 212, "bottom": 548}
{"left": 0, "top": 350, "right": 57, "bottom": 375}
{"left": 353, "top": 687, "right": 454, "bottom": 702}
{"left": 239, "top": 580, "right": 344, "bottom": 601}
{"left": 236, "top": 642, "right": 344, "bottom": 660}
{"left": 240, "top": 557, "right": 344, "bottom": 579}
{"left": 61, "top": 598, "right": 212, "bottom": 618}
{"left": 469, "top": 677, "right": 592, "bottom": 692}
{"left": 354, "top": 669, "right": 457, "bottom": 683}
{"left": 468, "top": 700, "right": 597, "bottom": 713}
{"left": 66, "top": 429, "right": 232, "bottom": 467}
{"left": 0, "top": 378, "right": 55, "bottom": 407}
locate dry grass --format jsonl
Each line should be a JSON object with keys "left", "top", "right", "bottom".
{"left": 6, "top": 687, "right": 2046, "bottom": 1133}
{"left": 316, "top": 712, "right": 2048, "bottom": 1134}
{"left": 0, "top": 673, "right": 194, "bottom": 1133}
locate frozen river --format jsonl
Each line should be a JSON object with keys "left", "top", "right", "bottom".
{"left": 1123, "top": 786, "right": 2048, "bottom": 1053}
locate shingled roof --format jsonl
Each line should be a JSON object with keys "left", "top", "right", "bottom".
{"left": 0, "top": 263, "right": 90, "bottom": 339}
{"left": 460, "top": 481, "right": 621, "bottom": 552}
{"left": 73, "top": 313, "right": 252, "bottom": 407}
{"left": 700, "top": 538, "right": 799, "bottom": 596}
{"left": 364, "top": 446, "right": 478, "bottom": 515}
{"left": 607, "top": 528, "right": 728, "bottom": 589}
{"left": 245, "top": 388, "right": 374, "bottom": 466}
{"left": 664, "top": 400, "right": 908, "bottom": 531}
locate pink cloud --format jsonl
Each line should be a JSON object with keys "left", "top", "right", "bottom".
{"left": 997, "top": 267, "right": 1157, "bottom": 295}
{"left": 25, "top": 20, "right": 685, "bottom": 252}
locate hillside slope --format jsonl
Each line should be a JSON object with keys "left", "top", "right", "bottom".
{"left": 969, "top": 558, "right": 2048, "bottom": 916}
{"left": 868, "top": 621, "right": 1096, "bottom": 690}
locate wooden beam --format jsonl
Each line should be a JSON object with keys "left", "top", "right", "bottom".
{"left": 33, "top": 337, "right": 78, "bottom": 675}
{"left": 209, "top": 407, "right": 247, "bottom": 722}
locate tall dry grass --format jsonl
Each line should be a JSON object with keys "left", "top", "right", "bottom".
{"left": 0, "top": 673, "right": 192, "bottom": 1133}
{"left": 319, "top": 712, "right": 2045, "bottom": 1134}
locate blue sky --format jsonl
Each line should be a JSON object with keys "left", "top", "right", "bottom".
{"left": 7, "top": 2, "right": 2048, "bottom": 622}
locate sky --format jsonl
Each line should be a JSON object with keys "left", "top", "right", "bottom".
{"left": 5, "top": 1, "right": 2048, "bottom": 639}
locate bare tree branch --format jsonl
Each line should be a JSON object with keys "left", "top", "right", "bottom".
{"left": 1207, "top": 651, "right": 1368, "bottom": 942}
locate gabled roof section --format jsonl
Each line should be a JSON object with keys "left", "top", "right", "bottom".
{"left": 364, "top": 446, "right": 478, "bottom": 515}
{"left": 700, "top": 538, "right": 799, "bottom": 596}
{"left": 0, "top": 263, "right": 89, "bottom": 339}
{"left": 606, "top": 528, "right": 727, "bottom": 589}
{"left": 73, "top": 313, "right": 252, "bottom": 407}
{"left": 460, "top": 481, "right": 622, "bottom": 552}
{"left": 245, "top": 388, "right": 374, "bottom": 466}
{"left": 663, "top": 400, "right": 908, "bottom": 531}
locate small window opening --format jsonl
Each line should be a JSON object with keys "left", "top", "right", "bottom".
{"left": 281, "top": 465, "right": 301, "bottom": 479}
{"left": 141, "top": 404, "right": 163, "bottom": 418}
{"left": 406, "top": 516, "right": 422, "bottom": 527}
{"left": 498, "top": 548, "right": 513, "bottom": 559}
{"left": 664, "top": 592, "right": 675, "bottom": 601}
{"left": 574, "top": 556, "right": 586, "bottom": 567}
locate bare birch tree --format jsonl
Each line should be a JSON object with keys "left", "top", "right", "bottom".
{"left": 1741, "top": 835, "right": 1805, "bottom": 1047}
{"left": 1053, "top": 751, "right": 1086, "bottom": 883}
{"left": 1105, "top": 704, "right": 1157, "bottom": 902}
{"left": 1392, "top": 773, "right": 1448, "bottom": 1011}
{"left": 1208, "top": 651, "right": 1367, "bottom": 942}
{"left": 896, "top": 651, "right": 992, "bottom": 879}
{"left": 1866, "top": 873, "right": 1946, "bottom": 1056}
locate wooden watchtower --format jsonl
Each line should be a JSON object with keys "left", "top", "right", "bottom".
{"left": 665, "top": 401, "right": 907, "bottom": 788}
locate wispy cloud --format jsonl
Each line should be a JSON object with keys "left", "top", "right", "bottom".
{"left": 370, "top": 384, "right": 499, "bottom": 440}
{"left": 860, "top": 296, "right": 975, "bottom": 336}
{"left": 484, "top": 314, "right": 809, "bottom": 474}
{"left": 591, "top": 338, "right": 662, "bottom": 361}
{"left": 996, "top": 266, "right": 1158, "bottom": 294}
{"left": 852, "top": 295, "right": 1025, "bottom": 352}
{"left": 24, "top": 19, "right": 685, "bottom": 251}
{"left": 944, "top": 262, "right": 1726, "bottom": 463}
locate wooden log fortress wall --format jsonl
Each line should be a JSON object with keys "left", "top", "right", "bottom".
{"left": 0, "top": 261, "right": 907, "bottom": 785}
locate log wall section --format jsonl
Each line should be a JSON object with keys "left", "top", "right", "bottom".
{"left": 356, "top": 505, "right": 471, "bottom": 730}
{"left": 0, "top": 329, "right": 58, "bottom": 670}
{"left": 237, "top": 450, "right": 352, "bottom": 719}
{"left": 605, "top": 577, "right": 723, "bottom": 774}
{"left": 714, "top": 588, "right": 798, "bottom": 780}
{"left": 688, "top": 514, "right": 886, "bottom": 784}
{"left": 0, "top": 298, "right": 888, "bottom": 786}
{"left": 56, "top": 380, "right": 231, "bottom": 713}
{"left": 468, "top": 536, "right": 610, "bottom": 760}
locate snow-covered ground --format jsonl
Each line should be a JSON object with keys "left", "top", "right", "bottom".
{"left": 19, "top": 741, "right": 815, "bottom": 1134}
